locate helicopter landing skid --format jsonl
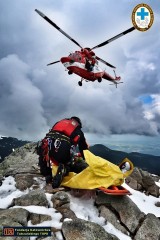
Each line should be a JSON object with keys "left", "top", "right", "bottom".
{"left": 78, "top": 78, "right": 92, "bottom": 86}
{"left": 78, "top": 78, "right": 94, "bottom": 86}
{"left": 78, "top": 78, "right": 84, "bottom": 86}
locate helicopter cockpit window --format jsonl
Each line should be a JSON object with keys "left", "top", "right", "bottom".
{"left": 69, "top": 53, "right": 75, "bottom": 62}
{"left": 69, "top": 52, "right": 82, "bottom": 62}
{"left": 76, "top": 52, "right": 82, "bottom": 61}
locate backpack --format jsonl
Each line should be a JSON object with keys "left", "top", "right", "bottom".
{"left": 35, "top": 138, "right": 51, "bottom": 162}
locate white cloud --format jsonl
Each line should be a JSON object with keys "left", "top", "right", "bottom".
{"left": 143, "top": 94, "right": 160, "bottom": 134}
{"left": 0, "top": 54, "right": 49, "bottom": 140}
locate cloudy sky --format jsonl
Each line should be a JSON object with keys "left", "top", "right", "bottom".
{"left": 0, "top": 0, "right": 160, "bottom": 142}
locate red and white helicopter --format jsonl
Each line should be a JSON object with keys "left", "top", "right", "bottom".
{"left": 35, "top": 9, "right": 135, "bottom": 87}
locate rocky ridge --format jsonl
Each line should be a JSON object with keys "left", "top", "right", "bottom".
{"left": 0, "top": 143, "right": 160, "bottom": 240}
{"left": 0, "top": 136, "right": 29, "bottom": 163}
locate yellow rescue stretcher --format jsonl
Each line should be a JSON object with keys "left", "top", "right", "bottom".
{"left": 52, "top": 150, "right": 134, "bottom": 195}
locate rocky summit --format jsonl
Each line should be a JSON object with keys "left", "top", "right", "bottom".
{"left": 0, "top": 143, "right": 160, "bottom": 240}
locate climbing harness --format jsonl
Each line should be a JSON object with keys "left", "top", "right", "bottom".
{"left": 54, "top": 138, "right": 61, "bottom": 152}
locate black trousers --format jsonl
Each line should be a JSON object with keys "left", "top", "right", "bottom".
{"left": 39, "top": 156, "right": 52, "bottom": 177}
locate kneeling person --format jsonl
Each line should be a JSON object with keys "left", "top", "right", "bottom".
{"left": 38, "top": 117, "right": 88, "bottom": 188}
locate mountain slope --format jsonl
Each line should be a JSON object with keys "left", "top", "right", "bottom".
{"left": 0, "top": 142, "right": 159, "bottom": 240}
{"left": 0, "top": 137, "right": 29, "bottom": 163}
{"left": 0, "top": 137, "right": 160, "bottom": 175}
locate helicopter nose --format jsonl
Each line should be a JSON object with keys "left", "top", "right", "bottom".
{"left": 61, "top": 57, "right": 71, "bottom": 64}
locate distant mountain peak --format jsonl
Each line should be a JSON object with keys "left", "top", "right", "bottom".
{"left": 90, "top": 144, "right": 111, "bottom": 151}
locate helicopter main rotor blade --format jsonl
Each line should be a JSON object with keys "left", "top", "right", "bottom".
{"left": 47, "top": 60, "right": 60, "bottom": 66}
{"left": 91, "top": 27, "right": 135, "bottom": 50}
{"left": 35, "top": 9, "right": 83, "bottom": 49}
{"left": 96, "top": 56, "right": 116, "bottom": 68}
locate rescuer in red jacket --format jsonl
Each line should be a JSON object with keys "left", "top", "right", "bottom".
{"left": 38, "top": 116, "right": 89, "bottom": 188}
{"left": 82, "top": 48, "right": 96, "bottom": 71}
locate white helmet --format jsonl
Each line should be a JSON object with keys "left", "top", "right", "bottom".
{"left": 120, "top": 162, "right": 131, "bottom": 173}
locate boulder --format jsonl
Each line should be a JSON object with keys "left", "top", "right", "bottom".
{"left": 0, "top": 175, "right": 3, "bottom": 186}
{"left": 140, "top": 171, "right": 159, "bottom": 197}
{"left": 99, "top": 205, "right": 129, "bottom": 235}
{"left": 51, "top": 191, "right": 70, "bottom": 208}
{"left": 126, "top": 167, "right": 160, "bottom": 197}
{"left": 15, "top": 174, "right": 38, "bottom": 191}
{"left": 0, "top": 208, "right": 29, "bottom": 226}
{"left": 134, "top": 213, "right": 160, "bottom": 240}
{"left": 125, "top": 176, "right": 142, "bottom": 191}
{"left": 128, "top": 168, "right": 143, "bottom": 185}
{"left": 13, "top": 189, "right": 48, "bottom": 207}
{"left": 96, "top": 193, "right": 145, "bottom": 234}
{"left": 155, "top": 202, "right": 160, "bottom": 207}
{"left": 62, "top": 218, "right": 119, "bottom": 240}
{"left": 30, "top": 213, "right": 52, "bottom": 225}
{"left": 56, "top": 206, "right": 77, "bottom": 221}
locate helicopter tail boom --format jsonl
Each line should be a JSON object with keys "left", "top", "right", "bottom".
{"left": 102, "top": 72, "right": 120, "bottom": 81}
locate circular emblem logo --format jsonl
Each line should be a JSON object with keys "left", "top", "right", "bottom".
{"left": 132, "top": 3, "right": 154, "bottom": 31}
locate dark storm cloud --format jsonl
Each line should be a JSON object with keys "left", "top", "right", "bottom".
{"left": 0, "top": 54, "right": 49, "bottom": 139}
{"left": 0, "top": 0, "right": 160, "bottom": 140}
